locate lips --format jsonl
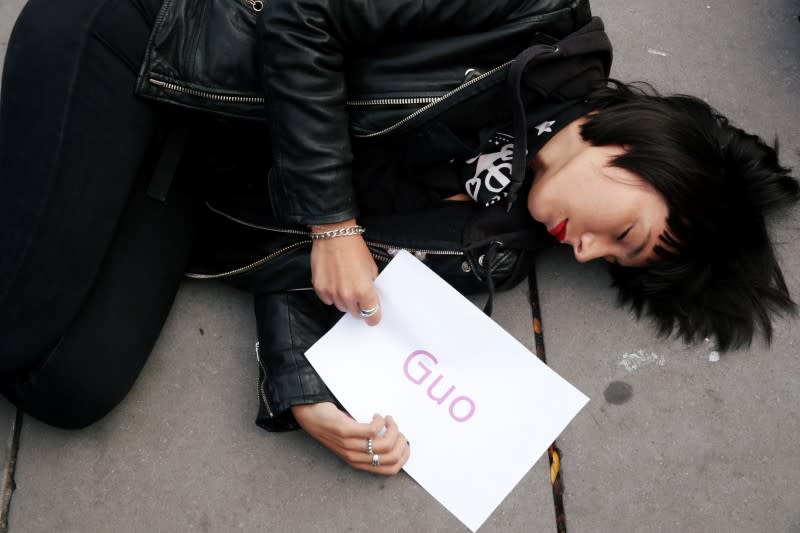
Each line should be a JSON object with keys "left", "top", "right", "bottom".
{"left": 549, "top": 219, "right": 568, "bottom": 242}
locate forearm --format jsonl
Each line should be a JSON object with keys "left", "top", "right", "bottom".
{"left": 253, "top": 290, "right": 341, "bottom": 431}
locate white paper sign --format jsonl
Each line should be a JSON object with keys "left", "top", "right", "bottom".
{"left": 306, "top": 251, "right": 588, "bottom": 532}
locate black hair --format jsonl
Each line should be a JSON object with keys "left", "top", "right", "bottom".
{"left": 581, "top": 80, "right": 800, "bottom": 351}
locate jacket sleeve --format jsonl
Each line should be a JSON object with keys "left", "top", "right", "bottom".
{"left": 253, "top": 290, "right": 342, "bottom": 431}
{"left": 258, "top": 0, "right": 530, "bottom": 225}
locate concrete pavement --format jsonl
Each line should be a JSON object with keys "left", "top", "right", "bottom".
{"left": 537, "top": 2, "right": 800, "bottom": 531}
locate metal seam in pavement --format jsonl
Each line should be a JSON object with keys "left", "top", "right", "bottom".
{"left": 529, "top": 267, "right": 568, "bottom": 533}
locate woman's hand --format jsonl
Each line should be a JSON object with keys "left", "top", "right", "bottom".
{"left": 310, "top": 219, "right": 381, "bottom": 325}
{"left": 291, "top": 402, "right": 410, "bottom": 476}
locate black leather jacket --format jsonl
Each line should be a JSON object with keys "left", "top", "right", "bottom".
{"left": 137, "top": 0, "right": 601, "bottom": 430}
{"left": 137, "top": 0, "right": 593, "bottom": 225}
{"left": 259, "top": 0, "right": 592, "bottom": 225}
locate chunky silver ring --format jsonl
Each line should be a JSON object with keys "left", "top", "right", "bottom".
{"left": 366, "top": 438, "right": 373, "bottom": 455}
{"left": 371, "top": 454, "right": 380, "bottom": 467}
{"left": 359, "top": 305, "right": 379, "bottom": 319}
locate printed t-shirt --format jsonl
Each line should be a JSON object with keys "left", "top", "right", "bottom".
{"left": 354, "top": 98, "right": 592, "bottom": 215}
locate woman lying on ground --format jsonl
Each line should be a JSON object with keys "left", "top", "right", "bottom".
{"left": 0, "top": 0, "right": 797, "bottom": 477}
{"left": 250, "top": 0, "right": 800, "bottom": 475}
{"left": 265, "top": 80, "right": 800, "bottom": 475}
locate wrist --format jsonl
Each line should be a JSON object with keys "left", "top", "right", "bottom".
{"left": 309, "top": 219, "right": 364, "bottom": 241}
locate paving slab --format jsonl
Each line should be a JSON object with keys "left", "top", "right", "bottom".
{"left": 0, "top": 401, "right": 14, "bottom": 445}
{"left": 535, "top": 2, "right": 800, "bottom": 532}
{"left": 0, "top": 400, "right": 18, "bottom": 497}
{"left": 593, "top": 0, "right": 800, "bottom": 145}
{"left": 0, "top": 0, "right": 26, "bottom": 84}
{"left": 0, "top": 0, "right": 25, "bottom": 524}
{"left": 9, "top": 281, "right": 554, "bottom": 532}
{"left": 537, "top": 249, "right": 800, "bottom": 533}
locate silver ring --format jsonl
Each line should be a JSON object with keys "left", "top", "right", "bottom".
{"left": 359, "top": 305, "right": 379, "bottom": 319}
{"left": 366, "top": 438, "right": 373, "bottom": 455}
{"left": 371, "top": 454, "right": 380, "bottom": 467}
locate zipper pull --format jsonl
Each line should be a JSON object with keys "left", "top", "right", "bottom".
{"left": 245, "top": 0, "right": 263, "bottom": 11}
{"left": 464, "top": 68, "right": 481, "bottom": 82}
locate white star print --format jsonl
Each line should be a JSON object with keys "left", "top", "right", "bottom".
{"left": 535, "top": 120, "right": 556, "bottom": 136}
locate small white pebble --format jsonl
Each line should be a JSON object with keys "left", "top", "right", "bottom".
{"left": 709, "top": 351, "right": 720, "bottom": 362}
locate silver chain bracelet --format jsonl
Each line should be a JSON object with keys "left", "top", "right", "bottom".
{"left": 309, "top": 225, "right": 366, "bottom": 240}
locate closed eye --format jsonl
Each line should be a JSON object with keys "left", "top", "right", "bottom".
{"left": 617, "top": 225, "right": 633, "bottom": 241}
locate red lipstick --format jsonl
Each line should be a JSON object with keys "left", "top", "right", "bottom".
{"left": 549, "top": 219, "right": 568, "bottom": 242}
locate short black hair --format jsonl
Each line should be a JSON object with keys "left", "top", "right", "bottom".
{"left": 581, "top": 80, "right": 800, "bottom": 351}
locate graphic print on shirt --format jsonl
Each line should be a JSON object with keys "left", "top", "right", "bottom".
{"left": 460, "top": 112, "right": 567, "bottom": 208}
{"left": 464, "top": 132, "right": 516, "bottom": 207}
{"left": 534, "top": 120, "right": 556, "bottom": 136}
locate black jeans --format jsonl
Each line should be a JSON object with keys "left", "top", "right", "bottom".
{"left": 0, "top": 0, "right": 193, "bottom": 428}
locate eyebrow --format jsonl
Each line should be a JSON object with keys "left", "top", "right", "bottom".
{"left": 627, "top": 229, "right": 651, "bottom": 260}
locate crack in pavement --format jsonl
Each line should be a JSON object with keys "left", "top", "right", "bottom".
{"left": 0, "top": 409, "right": 22, "bottom": 533}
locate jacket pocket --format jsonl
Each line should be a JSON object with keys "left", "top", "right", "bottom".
{"left": 137, "top": 0, "right": 266, "bottom": 120}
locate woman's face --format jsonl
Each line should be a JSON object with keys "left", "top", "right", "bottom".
{"left": 527, "top": 144, "right": 669, "bottom": 267}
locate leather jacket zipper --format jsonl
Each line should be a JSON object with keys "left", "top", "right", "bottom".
{"left": 205, "top": 202, "right": 309, "bottom": 236}
{"left": 205, "top": 202, "right": 464, "bottom": 257}
{"left": 347, "top": 96, "right": 441, "bottom": 106}
{"left": 184, "top": 234, "right": 462, "bottom": 279}
{"left": 369, "top": 246, "right": 462, "bottom": 262}
{"left": 350, "top": 59, "right": 513, "bottom": 139}
{"left": 148, "top": 78, "right": 265, "bottom": 104}
{"left": 254, "top": 342, "right": 274, "bottom": 418}
{"left": 185, "top": 240, "right": 310, "bottom": 280}
{"left": 188, "top": 202, "right": 464, "bottom": 279}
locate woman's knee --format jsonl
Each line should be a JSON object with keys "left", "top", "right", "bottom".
{"left": 2, "top": 358, "right": 143, "bottom": 430}
{"left": 4, "top": 392, "right": 125, "bottom": 431}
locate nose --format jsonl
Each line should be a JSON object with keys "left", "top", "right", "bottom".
{"left": 573, "top": 233, "right": 608, "bottom": 263}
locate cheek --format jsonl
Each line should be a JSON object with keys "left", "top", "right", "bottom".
{"left": 526, "top": 182, "right": 546, "bottom": 223}
{"left": 528, "top": 168, "right": 575, "bottom": 223}
{"left": 527, "top": 180, "right": 556, "bottom": 224}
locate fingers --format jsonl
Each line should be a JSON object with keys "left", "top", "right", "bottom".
{"left": 371, "top": 439, "right": 410, "bottom": 476}
{"left": 340, "top": 412, "right": 385, "bottom": 440}
{"left": 310, "top": 233, "right": 382, "bottom": 325}
{"left": 312, "top": 412, "right": 409, "bottom": 476}
{"left": 369, "top": 419, "right": 408, "bottom": 471}
{"left": 293, "top": 403, "right": 409, "bottom": 476}
{"left": 316, "top": 291, "right": 334, "bottom": 307}
{"left": 338, "top": 413, "right": 397, "bottom": 453}
{"left": 355, "top": 287, "right": 381, "bottom": 327}
{"left": 350, "top": 440, "right": 410, "bottom": 476}
{"left": 367, "top": 414, "right": 399, "bottom": 454}
{"left": 329, "top": 269, "right": 380, "bottom": 326}
{"left": 335, "top": 416, "right": 408, "bottom": 475}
